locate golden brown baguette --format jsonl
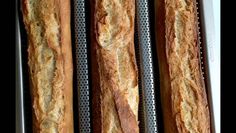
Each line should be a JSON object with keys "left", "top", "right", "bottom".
{"left": 90, "top": 0, "right": 139, "bottom": 132}
{"left": 22, "top": 0, "right": 73, "bottom": 132}
{"left": 155, "top": 0, "right": 211, "bottom": 132}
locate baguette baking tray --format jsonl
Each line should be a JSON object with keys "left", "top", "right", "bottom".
{"left": 16, "top": 0, "right": 219, "bottom": 132}
{"left": 73, "top": 0, "right": 159, "bottom": 132}
{"left": 16, "top": 0, "right": 159, "bottom": 132}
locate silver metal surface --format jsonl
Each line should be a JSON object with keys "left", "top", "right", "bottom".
{"left": 73, "top": 0, "right": 91, "bottom": 132}
{"left": 198, "top": 0, "right": 220, "bottom": 132}
{"left": 16, "top": 0, "right": 25, "bottom": 132}
{"left": 136, "top": 0, "right": 158, "bottom": 132}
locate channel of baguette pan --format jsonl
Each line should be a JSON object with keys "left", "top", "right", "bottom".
{"left": 90, "top": 0, "right": 139, "bottom": 132}
{"left": 22, "top": 0, "right": 73, "bottom": 132}
{"left": 155, "top": 0, "right": 211, "bottom": 132}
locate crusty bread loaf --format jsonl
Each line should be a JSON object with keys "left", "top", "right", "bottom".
{"left": 155, "top": 0, "right": 211, "bottom": 132}
{"left": 90, "top": 0, "right": 139, "bottom": 132}
{"left": 22, "top": 0, "right": 73, "bottom": 132}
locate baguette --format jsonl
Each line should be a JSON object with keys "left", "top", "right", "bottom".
{"left": 91, "top": 0, "right": 139, "bottom": 132}
{"left": 22, "top": 0, "right": 73, "bottom": 132}
{"left": 155, "top": 0, "right": 211, "bottom": 133}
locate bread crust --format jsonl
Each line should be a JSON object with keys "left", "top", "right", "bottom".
{"left": 91, "top": 0, "right": 139, "bottom": 132}
{"left": 155, "top": 0, "right": 210, "bottom": 133}
{"left": 22, "top": 0, "right": 73, "bottom": 132}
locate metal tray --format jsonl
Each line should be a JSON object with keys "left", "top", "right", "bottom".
{"left": 16, "top": 0, "right": 219, "bottom": 132}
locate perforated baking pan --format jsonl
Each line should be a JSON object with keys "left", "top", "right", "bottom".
{"left": 16, "top": 0, "right": 219, "bottom": 132}
{"left": 73, "top": 0, "right": 159, "bottom": 132}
